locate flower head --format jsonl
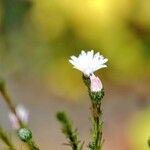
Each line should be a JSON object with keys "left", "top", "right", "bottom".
{"left": 90, "top": 74, "right": 102, "bottom": 92}
{"left": 18, "top": 128, "right": 32, "bottom": 142}
{"left": 9, "top": 113, "right": 20, "bottom": 129}
{"left": 16, "top": 105, "right": 29, "bottom": 124}
{"left": 9, "top": 105, "right": 29, "bottom": 129}
{"left": 69, "top": 50, "right": 108, "bottom": 76}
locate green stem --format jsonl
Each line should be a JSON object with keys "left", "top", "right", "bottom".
{"left": 82, "top": 75, "right": 104, "bottom": 150}
{"left": 0, "top": 80, "right": 23, "bottom": 126}
{"left": 27, "top": 140, "right": 40, "bottom": 150}
{"left": 91, "top": 102, "right": 103, "bottom": 150}
{"left": 56, "top": 111, "right": 83, "bottom": 150}
{"left": 0, "top": 80, "right": 40, "bottom": 150}
{"left": 0, "top": 125, "right": 17, "bottom": 150}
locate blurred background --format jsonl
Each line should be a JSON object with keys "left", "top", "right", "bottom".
{"left": 0, "top": 0, "right": 150, "bottom": 149}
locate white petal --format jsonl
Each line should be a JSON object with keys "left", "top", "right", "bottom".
{"left": 16, "top": 105, "right": 29, "bottom": 124}
{"left": 69, "top": 60, "right": 76, "bottom": 65}
{"left": 9, "top": 113, "right": 20, "bottom": 129}
{"left": 70, "top": 56, "right": 78, "bottom": 61}
{"left": 69, "top": 50, "right": 108, "bottom": 75}
{"left": 81, "top": 50, "right": 86, "bottom": 57}
{"left": 103, "top": 58, "right": 108, "bottom": 63}
{"left": 87, "top": 50, "right": 94, "bottom": 59}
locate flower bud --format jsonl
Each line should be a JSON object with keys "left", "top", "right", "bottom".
{"left": 9, "top": 113, "right": 20, "bottom": 129}
{"left": 90, "top": 89, "right": 104, "bottom": 103}
{"left": 9, "top": 105, "right": 29, "bottom": 130}
{"left": 16, "top": 105, "right": 29, "bottom": 125}
{"left": 90, "top": 74, "right": 104, "bottom": 103}
{"left": 90, "top": 74, "right": 102, "bottom": 92}
{"left": 18, "top": 128, "right": 32, "bottom": 142}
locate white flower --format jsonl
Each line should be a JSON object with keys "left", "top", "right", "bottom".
{"left": 9, "top": 113, "right": 20, "bottom": 129}
{"left": 90, "top": 74, "right": 103, "bottom": 92}
{"left": 9, "top": 105, "right": 29, "bottom": 129}
{"left": 69, "top": 50, "right": 108, "bottom": 76}
{"left": 16, "top": 105, "right": 29, "bottom": 124}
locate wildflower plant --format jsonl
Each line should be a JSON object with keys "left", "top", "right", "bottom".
{"left": 56, "top": 112, "right": 84, "bottom": 150}
{"left": 57, "top": 50, "right": 108, "bottom": 150}
{"left": 0, "top": 50, "right": 148, "bottom": 150}
{"left": 0, "top": 125, "right": 17, "bottom": 150}
{"left": 0, "top": 79, "right": 40, "bottom": 150}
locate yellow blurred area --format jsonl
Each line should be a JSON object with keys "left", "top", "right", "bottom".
{"left": 30, "top": 0, "right": 150, "bottom": 83}
{"left": 128, "top": 109, "right": 150, "bottom": 150}
{"left": 0, "top": 0, "right": 149, "bottom": 97}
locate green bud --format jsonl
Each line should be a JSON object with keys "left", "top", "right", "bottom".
{"left": 18, "top": 128, "right": 32, "bottom": 142}
{"left": 90, "top": 89, "right": 105, "bottom": 103}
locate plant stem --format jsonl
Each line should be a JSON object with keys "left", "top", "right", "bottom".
{"left": 56, "top": 111, "right": 83, "bottom": 150}
{"left": 90, "top": 101, "right": 103, "bottom": 150}
{"left": 0, "top": 80, "right": 23, "bottom": 126}
{"left": 82, "top": 75, "right": 104, "bottom": 150}
{"left": 0, "top": 79, "right": 40, "bottom": 150}
{"left": 0, "top": 125, "right": 17, "bottom": 150}
{"left": 28, "top": 140, "right": 40, "bottom": 150}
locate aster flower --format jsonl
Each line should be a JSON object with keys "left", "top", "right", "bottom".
{"left": 9, "top": 113, "right": 20, "bottom": 129}
{"left": 9, "top": 105, "right": 29, "bottom": 129}
{"left": 90, "top": 74, "right": 103, "bottom": 92}
{"left": 69, "top": 50, "right": 108, "bottom": 76}
{"left": 16, "top": 105, "right": 29, "bottom": 124}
